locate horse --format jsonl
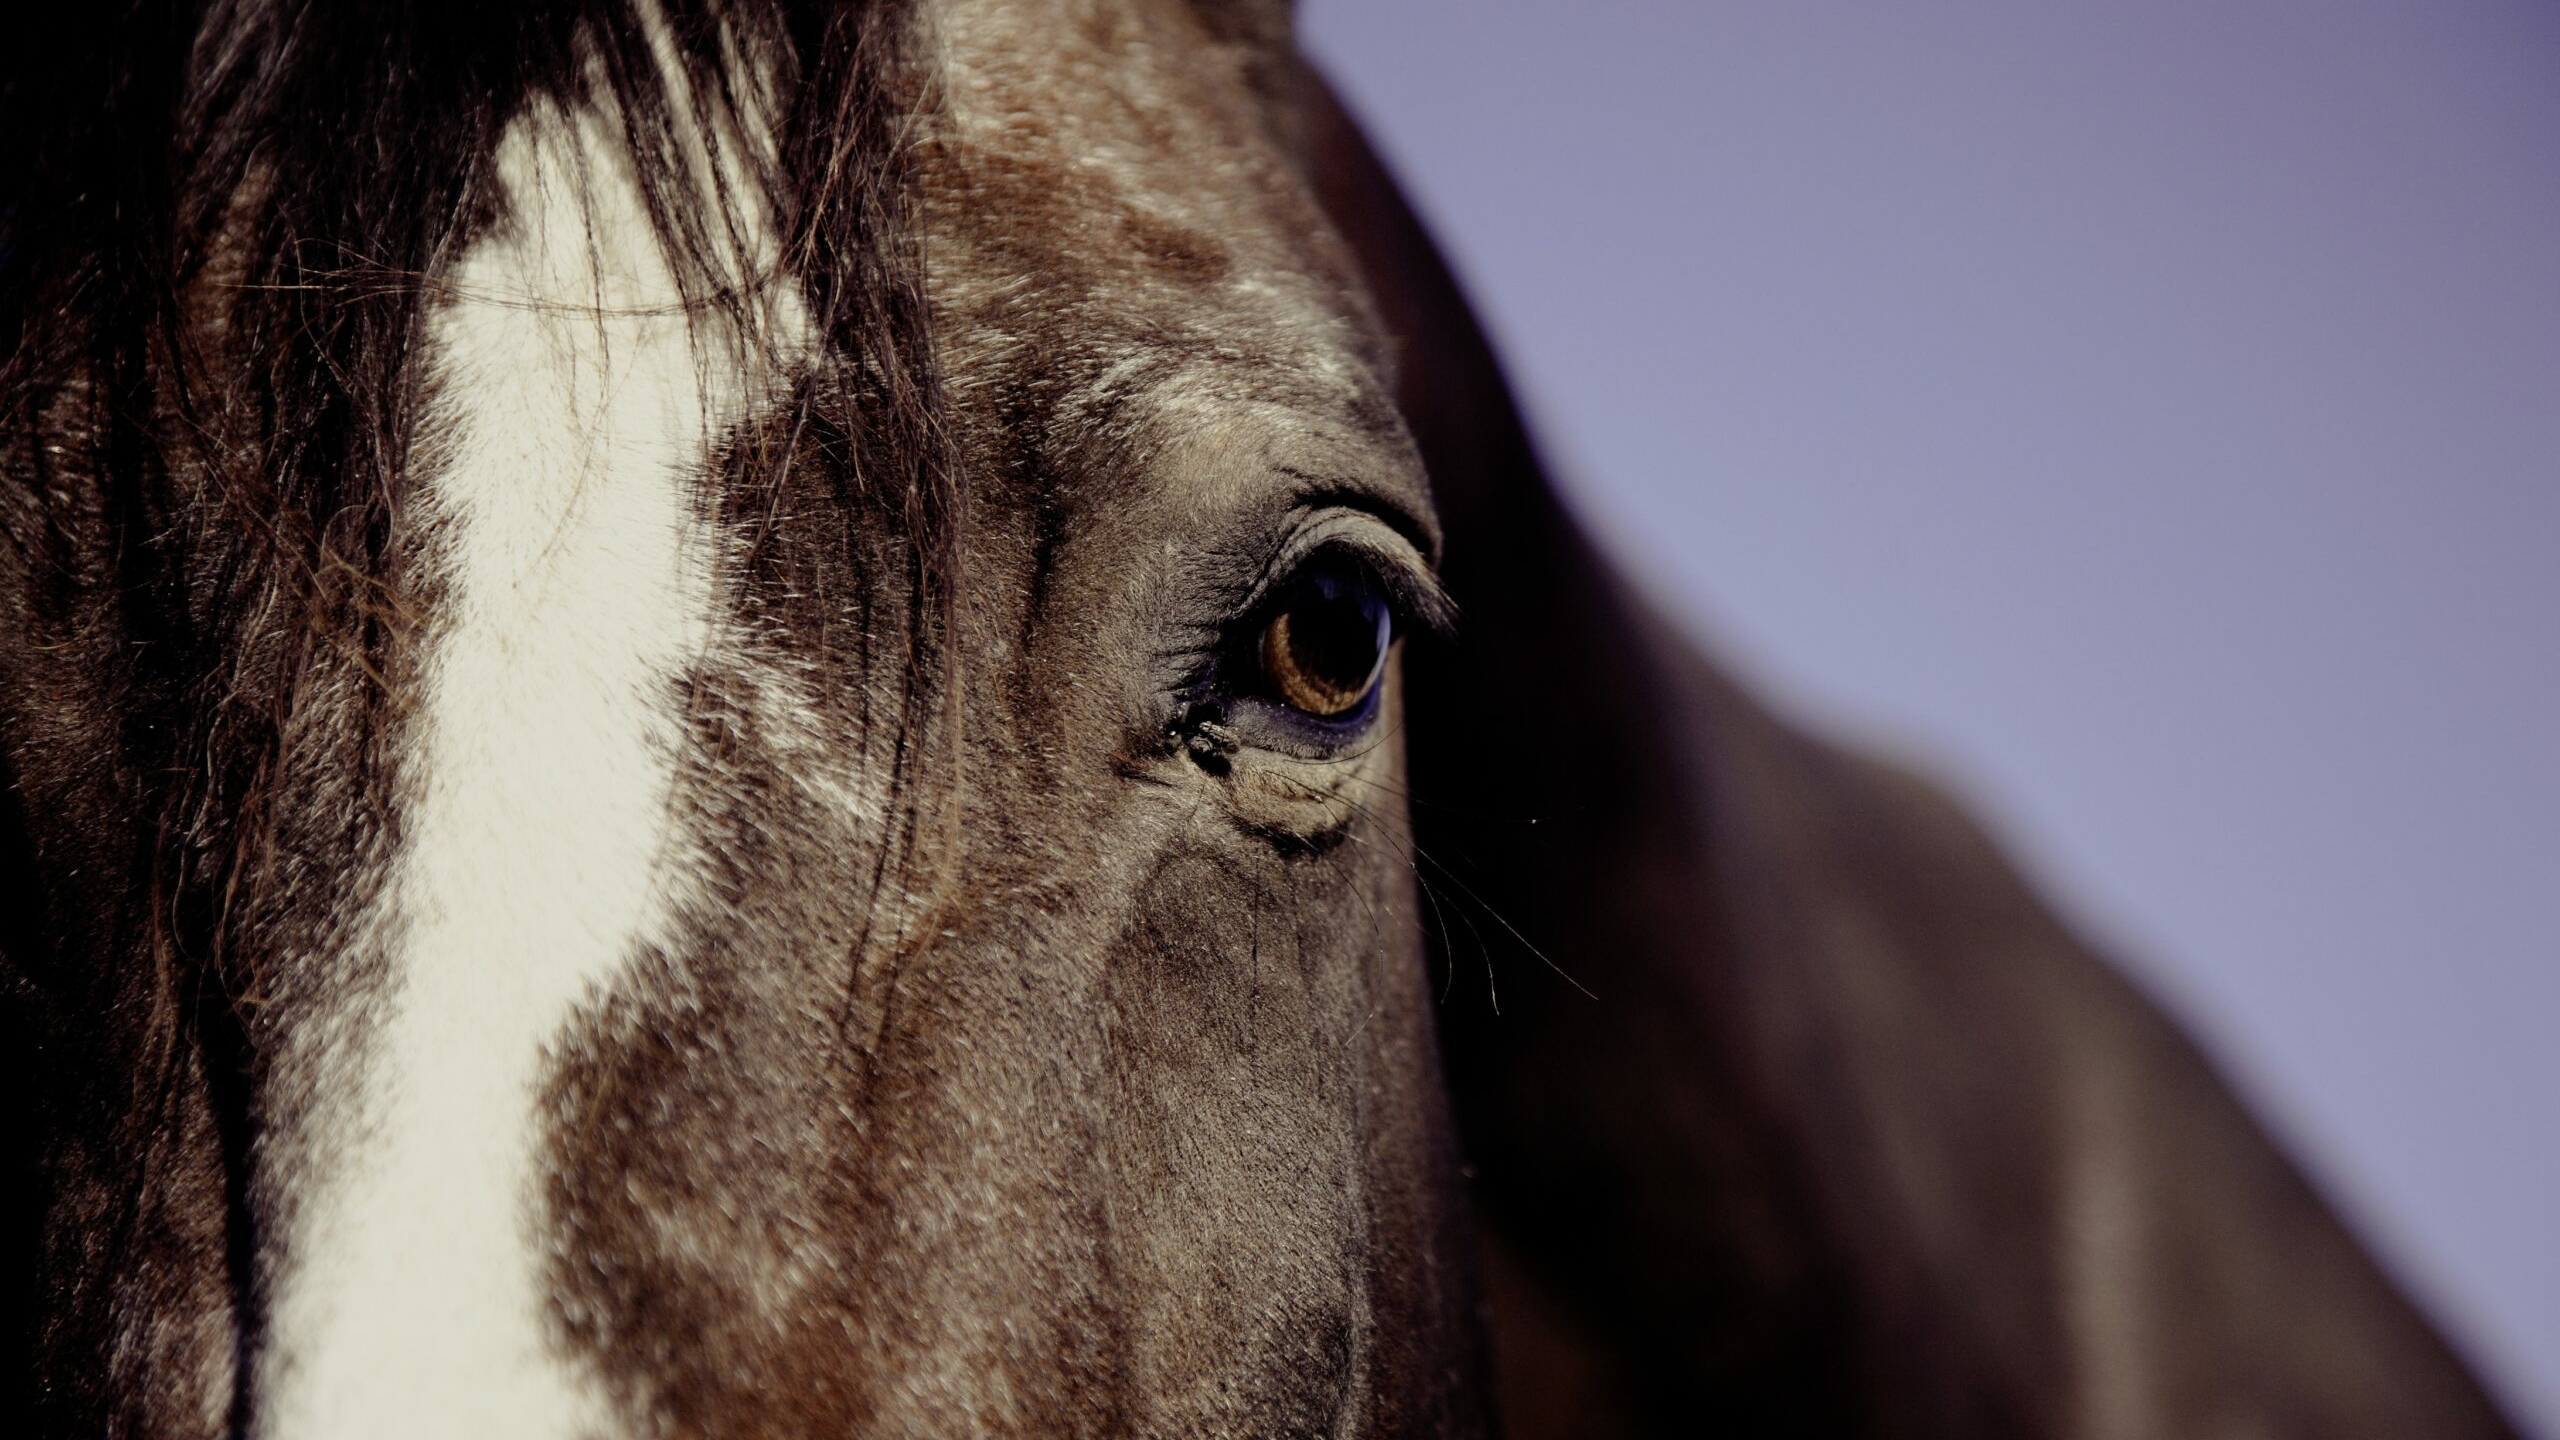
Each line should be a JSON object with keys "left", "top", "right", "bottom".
{"left": 0, "top": 0, "right": 2523, "bottom": 1435}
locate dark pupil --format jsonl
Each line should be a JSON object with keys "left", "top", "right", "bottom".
{"left": 1272, "top": 571, "right": 1387, "bottom": 715}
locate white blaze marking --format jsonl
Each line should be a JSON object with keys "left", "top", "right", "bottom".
{"left": 257, "top": 92, "right": 790, "bottom": 1438}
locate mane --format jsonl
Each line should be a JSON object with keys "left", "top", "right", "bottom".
{"left": 1, "top": 0, "right": 955, "bottom": 973}
{"left": 0, "top": 0, "right": 953, "bottom": 1401}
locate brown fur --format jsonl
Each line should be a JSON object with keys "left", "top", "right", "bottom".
{"left": 0, "top": 1, "right": 2524, "bottom": 1436}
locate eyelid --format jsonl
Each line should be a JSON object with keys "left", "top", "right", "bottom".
{"left": 1245, "top": 509, "right": 1457, "bottom": 642}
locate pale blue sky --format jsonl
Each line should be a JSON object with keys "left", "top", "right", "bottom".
{"left": 1301, "top": 1, "right": 2559, "bottom": 1430}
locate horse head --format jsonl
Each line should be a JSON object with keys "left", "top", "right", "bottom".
{"left": 0, "top": 2, "right": 2519, "bottom": 1437}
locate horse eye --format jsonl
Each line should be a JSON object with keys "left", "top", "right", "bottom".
{"left": 1259, "top": 565, "right": 1392, "bottom": 719}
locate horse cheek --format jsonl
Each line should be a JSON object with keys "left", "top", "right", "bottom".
{"left": 1100, "top": 845, "right": 1381, "bottom": 1433}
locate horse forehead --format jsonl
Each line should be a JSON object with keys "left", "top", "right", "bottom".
{"left": 923, "top": 0, "right": 1351, "bottom": 322}
{"left": 930, "top": 0, "right": 1260, "bottom": 149}
{"left": 919, "top": 0, "right": 1399, "bottom": 507}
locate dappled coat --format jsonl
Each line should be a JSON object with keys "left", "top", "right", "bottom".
{"left": 0, "top": 1, "right": 2523, "bottom": 1436}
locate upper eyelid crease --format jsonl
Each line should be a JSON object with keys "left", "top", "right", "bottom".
{"left": 1245, "top": 509, "right": 1457, "bottom": 642}
{"left": 1267, "top": 463, "right": 1444, "bottom": 565}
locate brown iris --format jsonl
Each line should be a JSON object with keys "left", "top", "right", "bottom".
{"left": 1259, "top": 568, "right": 1391, "bottom": 719}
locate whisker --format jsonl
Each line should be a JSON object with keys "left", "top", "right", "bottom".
{"left": 1300, "top": 777, "right": 1590, "bottom": 1006}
